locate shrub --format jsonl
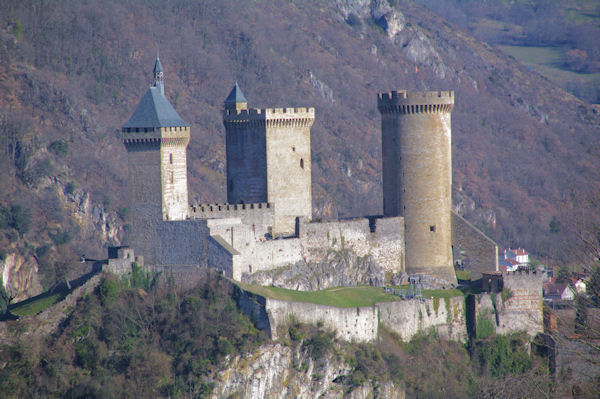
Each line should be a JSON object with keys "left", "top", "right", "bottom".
{"left": 474, "top": 334, "right": 531, "bottom": 377}
{"left": 118, "top": 207, "right": 129, "bottom": 219}
{"left": 35, "top": 244, "right": 51, "bottom": 258}
{"left": 65, "top": 181, "right": 76, "bottom": 195}
{"left": 500, "top": 288, "right": 513, "bottom": 303}
{"left": 49, "top": 230, "right": 72, "bottom": 246}
{"left": 48, "top": 140, "right": 68, "bottom": 157}
{"left": 9, "top": 205, "right": 31, "bottom": 236}
{"left": 303, "top": 330, "right": 335, "bottom": 361}
{"left": 98, "top": 275, "right": 121, "bottom": 305}
{"left": 346, "top": 13, "right": 362, "bottom": 27}
{"left": 476, "top": 313, "right": 495, "bottom": 339}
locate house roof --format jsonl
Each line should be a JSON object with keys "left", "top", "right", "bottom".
{"left": 505, "top": 248, "right": 528, "bottom": 256}
{"left": 224, "top": 82, "right": 247, "bottom": 104}
{"left": 543, "top": 283, "right": 573, "bottom": 297}
{"left": 122, "top": 86, "right": 189, "bottom": 128}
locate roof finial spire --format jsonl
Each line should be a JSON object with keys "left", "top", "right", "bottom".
{"left": 153, "top": 52, "right": 164, "bottom": 95}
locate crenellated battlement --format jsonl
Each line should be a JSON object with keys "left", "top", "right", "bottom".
{"left": 122, "top": 126, "right": 190, "bottom": 146}
{"left": 377, "top": 90, "right": 454, "bottom": 114}
{"left": 223, "top": 107, "right": 315, "bottom": 128}
{"left": 189, "top": 202, "right": 273, "bottom": 219}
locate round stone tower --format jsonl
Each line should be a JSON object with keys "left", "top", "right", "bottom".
{"left": 377, "top": 90, "right": 456, "bottom": 284}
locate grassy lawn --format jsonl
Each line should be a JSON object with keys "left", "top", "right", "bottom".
{"left": 9, "top": 290, "right": 69, "bottom": 317}
{"left": 498, "top": 45, "right": 600, "bottom": 81}
{"left": 498, "top": 45, "right": 564, "bottom": 68}
{"left": 238, "top": 283, "right": 465, "bottom": 308}
{"left": 238, "top": 284, "right": 402, "bottom": 308}
{"left": 421, "top": 289, "right": 464, "bottom": 298}
{"left": 455, "top": 270, "right": 472, "bottom": 281}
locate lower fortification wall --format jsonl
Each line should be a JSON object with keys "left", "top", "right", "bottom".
{"left": 451, "top": 211, "right": 498, "bottom": 279}
{"left": 236, "top": 287, "right": 378, "bottom": 343}
{"left": 378, "top": 296, "right": 467, "bottom": 342}
{"left": 267, "top": 299, "right": 379, "bottom": 342}
{"left": 475, "top": 269, "right": 543, "bottom": 337}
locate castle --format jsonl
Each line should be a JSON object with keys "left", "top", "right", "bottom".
{"left": 120, "top": 56, "right": 501, "bottom": 285}
{"left": 115, "top": 56, "right": 545, "bottom": 342}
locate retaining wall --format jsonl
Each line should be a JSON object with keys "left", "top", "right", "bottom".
{"left": 236, "top": 287, "right": 378, "bottom": 343}
{"left": 378, "top": 296, "right": 467, "bottom": 342}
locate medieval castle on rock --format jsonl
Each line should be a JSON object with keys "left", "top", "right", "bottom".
{"left": 120, "top": 56, "right": 501, "bottom": 286}
{"left": 115, "top": 56, "right": 545, "bottom": 342}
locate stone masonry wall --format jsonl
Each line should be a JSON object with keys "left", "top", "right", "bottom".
{"left": 160, "top": 128, "right": 190, "bottom": 221}
{"left": 378, "top": 296, "right": 467, "bottom": 342}
{"left": 190, "top": 202, "right": 274, "bottom": 230}
{"left": 265, "top": 109, "right": 314, "bottom": 236}
{"left": 378, "top": 90, "right": 455, "bottom": 283}
{"left": 451, "top": 211, "right": 498, "bottom": 279}
{"left": 236, "top": 287, "right": 378, "bottom": 342}
{"left": 267, "top": 299, "right": 378, "bottom": 342}
{"left": 299, "top": 216, "right": 405, "bottom": 273}
{"left": 476, "top": 269, "right": 543, "bottom": 337}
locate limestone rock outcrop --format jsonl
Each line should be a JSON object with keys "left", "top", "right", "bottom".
{"left": 241, "top": 249, "right": 385, "bottom": 291}
{"left": 0, "top": 252, "right": 43, "bottom": 302}
{"left": 210, "top": 343, "right": 404, "bottom": 399}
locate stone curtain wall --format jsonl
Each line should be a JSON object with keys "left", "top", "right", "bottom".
{"left": 451, "top": 211, "right": 498, "bottom": 279}
{"left": 267, "top": 299, "right": 379, "bottom": 342}
{"left": 190, "top": 202, "right": 274, "bottom": 229}
{"left": 378, "top": 296, "right": 467, "bottom": 342}
{"left": 298, "top": 216, "right": 405, "bottom": 274}
{"left": 236, "top": 287, "right": 378, "bottom": 343}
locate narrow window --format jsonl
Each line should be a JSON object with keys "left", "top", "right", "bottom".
{"left": 170, "top": 171, "right": 174, "bottom": 184}
{"left": 249, "top": 265, "right": 252, "bottom": 273}
{"left": 300, "top": 158, "right": 304, "bottom": 169}
{"left": 430, "top": 225, "right": 436, "bottom": 232}
{"left": 292, "top": 146, "right": 296, "bottom": 152}
{"left": 169, "top": 153, "right": 173, "bottom": 164}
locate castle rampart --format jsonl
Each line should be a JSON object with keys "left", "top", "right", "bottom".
{"left": 378, "top": 296, "right": 467, "bottom": 342}
{"left": 236, "top": 288, "right": 378, "bottom": 342}
{"left": 189, "top": 202, "right": 274, "bottom": 228}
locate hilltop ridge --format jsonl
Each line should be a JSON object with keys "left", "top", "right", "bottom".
{"left": 0, "top": 0, "right": 599, "bottom": 298}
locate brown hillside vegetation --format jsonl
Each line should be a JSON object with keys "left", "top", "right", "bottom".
{"left": 0, "top": 0, "right": 599, "bottom": 274}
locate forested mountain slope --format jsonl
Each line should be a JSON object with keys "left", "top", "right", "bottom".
{"left": 1, "top": 0, "right": 599, "bottom": 294}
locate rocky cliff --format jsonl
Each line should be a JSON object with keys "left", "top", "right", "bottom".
{"left": 210, "top": 342, "right": 404, "bottom": 399}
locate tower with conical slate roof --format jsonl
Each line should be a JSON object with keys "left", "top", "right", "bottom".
{"left": 223, "top": 83, "right": 314, "bottom": 236}
{"left": 122, "top": 56, "right": 190, "bottom": 261}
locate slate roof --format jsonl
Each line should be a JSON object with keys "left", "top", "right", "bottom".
{"left": 122, "top": 86, "right": 189, "bottom": 128}
{"left": 224, "top": 82, "right": 247, "bottom": 104}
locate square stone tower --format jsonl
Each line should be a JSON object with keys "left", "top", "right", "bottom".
{"left": 223, "top": 84, "right": 315, "bottom": 236}
{"left": 122, "top": 56, "right": 190, "bottom": 263}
